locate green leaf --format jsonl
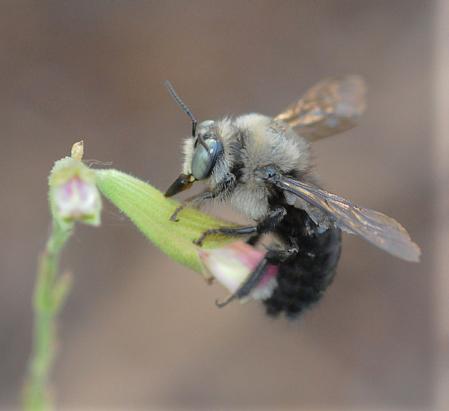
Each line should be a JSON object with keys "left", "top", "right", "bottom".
{"left": 95, "top": 169, "right": 236, "bottom": 273}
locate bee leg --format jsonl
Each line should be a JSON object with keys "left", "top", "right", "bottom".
{"left": 215, "top": 257, "right": 270, "bottom": 308}
{"left": 194, "top": 207, "right": 287, "bottom": 246}
{"left": 215, "top": 246, "right": 297, "bottom": 308}
{"left": 193, "top": 225, "right": 258, "bottom": 246}
{"left": 170, "top": 173, "right": 236, "bottom": 221}
{"left": 267, "top": 237, "right": 299, "bottom": 259}
{"left": 246, "top": 233, "right": 262, "bottom": 246}
{"left": 169, "top": 190, "right": 215, "bottom": 222}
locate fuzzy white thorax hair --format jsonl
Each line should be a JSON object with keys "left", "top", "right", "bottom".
{"left": 182, "top": 113, "right": 311, "bottom": 220}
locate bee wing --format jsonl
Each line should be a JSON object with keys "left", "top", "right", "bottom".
{"left": 274, "top": 175, "right": 420, "bottom": 262}
{"left": 275, "top": 75, "right": 366, "bottom": 141}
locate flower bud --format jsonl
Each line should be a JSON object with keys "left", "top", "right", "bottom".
{"left": 199, "top": 241, "right": 279, "bottom": 303}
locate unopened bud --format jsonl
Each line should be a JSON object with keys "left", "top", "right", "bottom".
{"left": 71, "top": 140, "right": 84, "bottom": 161}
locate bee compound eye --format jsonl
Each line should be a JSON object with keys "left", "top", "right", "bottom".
{"left": 191, "top": 138, "right": 223, "bottom": 180}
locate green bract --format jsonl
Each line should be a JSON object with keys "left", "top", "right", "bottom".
{"left": 95, "top": 169, "right": 236, "bottom": 273}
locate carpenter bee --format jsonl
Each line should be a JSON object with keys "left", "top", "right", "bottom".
{"left": 164, "top": 77, "right": 420, "bottom": 318}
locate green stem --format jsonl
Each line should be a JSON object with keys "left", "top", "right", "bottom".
{"left": 23, "top": 221, "right": 73, "bottom": 411}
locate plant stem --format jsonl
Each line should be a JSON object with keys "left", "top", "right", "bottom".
{"left": 23, "top": 220, "right": 73, "bottom": 411}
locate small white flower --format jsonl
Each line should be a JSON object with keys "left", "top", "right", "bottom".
{"left": 49, "top": 156, "right": 102, "bottom": 226}
{"left": 54, "top": 176, "right": 100, "bottom": 222}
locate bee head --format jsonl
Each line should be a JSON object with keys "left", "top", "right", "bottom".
{"left": 164, "top": 82, "right": 223, "bottom": 197}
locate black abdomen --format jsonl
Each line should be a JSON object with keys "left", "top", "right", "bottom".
{"left": 263, "top": 206, "right": 342, "bottom": 318}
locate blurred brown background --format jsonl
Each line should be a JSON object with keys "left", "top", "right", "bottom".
{"left": 0, "top": 1, "right": 444, "bottom": 410}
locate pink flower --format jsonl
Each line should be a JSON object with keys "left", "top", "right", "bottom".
{"left": 52, "top": 175, "right": 101, "bottom": 225}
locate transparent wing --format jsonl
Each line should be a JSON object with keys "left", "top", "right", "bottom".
{"left": 274, "top": 175, "right": 420, "bottom": 262}
{"left": 275, "top": 75, "right": 366, "bottom": 141}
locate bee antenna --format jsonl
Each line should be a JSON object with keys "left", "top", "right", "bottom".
{"left": 164, "top": 80, "right": 197, "bottom": 137}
